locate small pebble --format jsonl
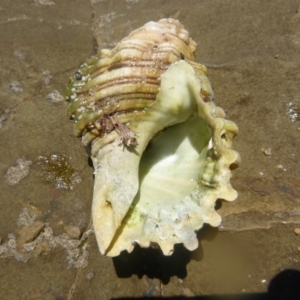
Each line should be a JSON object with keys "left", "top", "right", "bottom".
{"left": 261, "top": 147, "right": 271, "bottom": 156}
{"left": 32, "top": 241, "right": 52, "bottom": 256}
{"left": 183, "top": 287, "right": 195, "bottom": 297}
{"left": 18, "top": 221, "right": 45, "bottom": 245}
{"left": 64, "top": 225, "right": 81, "bottom": 240}
{"left": 294, "top": 228, "right": 300, "bottom": 235}
{"left": 276, "top": 164, "right": 287, "bottom": 172}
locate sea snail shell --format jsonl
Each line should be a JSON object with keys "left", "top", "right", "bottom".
{"left": 65, "top": 18, "right": 240, "bottom": 257}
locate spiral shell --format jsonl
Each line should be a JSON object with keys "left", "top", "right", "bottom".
{"left": 65, "top": 19, "right": 206, "bottom": 145}
{"left": 66, "top": 19, "right": 240, "bottom": 256}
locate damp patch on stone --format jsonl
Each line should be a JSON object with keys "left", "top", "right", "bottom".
{"left": 39, "top": 153, "right": 82, "bottom": 190}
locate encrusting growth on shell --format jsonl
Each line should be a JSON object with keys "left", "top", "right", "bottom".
{"left": 65, "top": 18, "right": 240, "bottom": 257}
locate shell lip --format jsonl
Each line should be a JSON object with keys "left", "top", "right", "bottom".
{"left": 92, "top": 61, "right": 239, "bottom": 257}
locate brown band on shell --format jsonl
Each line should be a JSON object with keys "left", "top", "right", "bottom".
{"left": 65, "top": 19, "right": 199, "bottom": 145}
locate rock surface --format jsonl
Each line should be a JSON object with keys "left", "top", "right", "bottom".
{"left": 0, "top": 0, "right": 300, "bottom": 299}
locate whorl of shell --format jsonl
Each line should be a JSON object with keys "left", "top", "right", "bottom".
{"left": 65, "top": 18, "right": 206, "bottom": 148}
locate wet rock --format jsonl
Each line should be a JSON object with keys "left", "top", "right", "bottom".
{"left": 64, "top": 225, "right": 81, "bottom": 240}
{"left": 18, "top": 221, "right": 45, "bottom": 245}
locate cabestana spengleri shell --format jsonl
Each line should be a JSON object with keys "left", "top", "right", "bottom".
{"left": 65, "top": 19, "right": 240, "bottom": 257}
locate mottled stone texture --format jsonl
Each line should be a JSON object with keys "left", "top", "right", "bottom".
{"left": 0, "top": 0, "right": 300, "bottom": 299}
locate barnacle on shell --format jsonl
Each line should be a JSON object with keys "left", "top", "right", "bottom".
{"left": 65, "top": 18, "right": 240, "bottom": 256}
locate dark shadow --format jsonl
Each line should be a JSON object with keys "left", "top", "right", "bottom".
{"left": 112, "top": 295, "right": 267, "bottom": 300}
{"left": 110, "top": 269, "right": 300, "bottom": 300}
{"left": 197, "top": 224, "right": 219, "bottom": 242}
{"left": 87, "top": 155, "right": 95, "bottom": 180}
{"left": 112, "top": 225, "right": 219, "bottom": 284}
{"left": 113, "top": 243, "right": 191, "bottom": 285}
{"left": 214, "top": 199, "right": 223, "bottom": 211}
{"left": 87, "top": 155, "right": 93, "bottom": 168}
{"left": 268, "top": 269, "right": 300, "bottom": 300}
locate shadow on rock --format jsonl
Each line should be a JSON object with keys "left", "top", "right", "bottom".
{"left": 113, "top": 225, "right": 218, "bottom": 284}
{"left": 268, "top": 269, "right": 300, "bottom": 300}
{"left": 113, "top": 243, "right": 191, "bottom": 284}
{"left": 111, "top": 269, "right": 300, "bottom": 300}
{"left": 112, "top": 225, "right": 219, "bottom": 284}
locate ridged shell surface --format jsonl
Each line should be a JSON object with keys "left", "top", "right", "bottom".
{"left": 65, "top": 18, "right": 240, "bottom": 257}
{"left": 66, "top": 19, "right": 207, "bottom": 144}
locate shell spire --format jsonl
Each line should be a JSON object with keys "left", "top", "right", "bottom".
{"left": 66, "top": 18, "right": 240, "bottom": 256}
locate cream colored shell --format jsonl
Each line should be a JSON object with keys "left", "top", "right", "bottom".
{"left": 65, "top": 19, "right": 240, "bottom": 256}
